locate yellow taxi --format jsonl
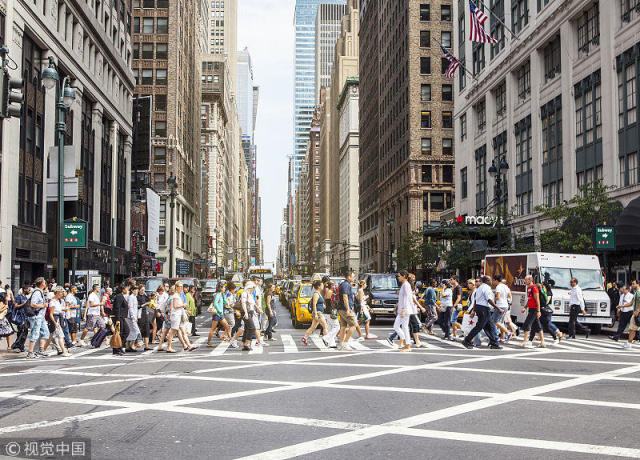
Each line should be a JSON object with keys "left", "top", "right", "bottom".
{"left": 291, "top": 283, "right": 314, "bottom": 328}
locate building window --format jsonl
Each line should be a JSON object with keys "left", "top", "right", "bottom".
{"left": 420, "top": 3, "right": 431, "bottom": 21}
{"left": 458, "top": 4, "right": 466, "bottom": 91}
{"left": 421, "top": 111, "right": 432, "bottom": 128}
{"left": 421, "top": 137, "right": 432, "bottom": 154}
{"left": 475, "top": 145, "right": 487, "bottom": 212}
{"left": 134, "top": 17, "right": 140, "bottom": 33}
{"left": 421, "top": 83, "right": 431, "bottom": 101}
{"left": 441, "top": 31, "right": 452, "bottom": 48}
{"left": 442, "top": 84, "right": 453, "bottom": 101}
{"left": 420, "top": 56, "right": 431, "bottom": 74}
{"left": 156, "top": 18, "right": 169, "bottom": 34}
{"left": 537, "top": 0, "right": 552, "bottom": 11}
{"left": 156, "top": 43, "right": 168, "bottom": 59}
{"left": 543, "top": 35, "right": 561, "bottom": 82}
{"left": 577, "top": 2, "right": 599, "bottom": 54}
{"left": 155, "top": 120, "right": 167, "bottom": 137}
{"left": 475, "top": 99, "right": 486, "bottom": 133}
{"left": 442, "top": 111, "right": 453, "bottom": 128}
{"left": 422, "top": 165, "right": 433, "bottom": 183}
{"left": 515, "top": 115, "right": 532, "bottom": 215}
{"left": 511, "top": 0, "right": 528, "bottom": 33}
{"left": 441, "top": 57, "right": 451, "bottom": 75}
{"left": 493, "top": 131, "right": 508, "bottom": 203}
{"left": 141, "top": 43, "right": 153, "bottom": 59}
{"left": 154, "top": 146, "right": 166, "bottom": 164}
{"left": 494, "top": 81, "right": 506, "bottom": 118}
{"left": 461, "top": 167, "right": 468, "bottom": 198}
{"left": 541, "top": 95, "right": 563, "bottom": 206}
{"left": 621, "top": 0, "right": 640, "bottom": 22}
{"left": 155, "top": 94, "right": 167, "bottom": 111}
{"left": 443, "top": 138, "right": 453, "bottom": 155}
{"left": 442, "top": 165, "right": 453, "bottom": 183}
{"left": 575, "top": 70, "right": 602, "bottom": 149}
{"left": 141, "top": 69, "right": 152, "bottom": 85}
{"left": 619, "top": 152, "right": 639, "bottom": 187}
{"left": 543, "top": 180, "right": 563, "bottom": 207}
{"left": 472, "top": 43, "right": 485, "bottom": 75}
{"left": 156, "top": 69, "right": 167, "bottom": 85}
{"left": 441, "top": 4, "right": 452, "bottom": 20}
{"left": 460, "top": 112, "right": 467, "bottom": 140}
{"left": 157, "top": 0, "right": 169, "bottom": 8}
{"left": 489, "top": 0, "right": 505, "bottom": 59}
{"left": 617, "top": 44, "right": 639, "bottom": 174}
{"left": 142, "top": 18, "right": 154, "bottom": 34}
{"left": 517, "top": 60, "right": 531, "bottom": 100}
{"left": 420, "top": 30, "right": 431, "bottom": 48}
{"left": 133, "top": 43, "right": 140, "bottom": 59}
{"left": 100, "top": 116, "right": 112, "bottom": 244}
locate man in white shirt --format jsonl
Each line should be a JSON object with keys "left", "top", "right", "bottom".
{"left": 79, "top": 284, "right": 105, "bottom": 346}
{"left": 463, "top": 276, "right": 501, "bottom": 349}
{"left": 492, "top": 275, "right": 510, "bottom": 339}
{"left": 568, "top": 277, "right": 590, "bottom": 339}
{"left": 610, "top": 285, "right": 634, "bottom": 341}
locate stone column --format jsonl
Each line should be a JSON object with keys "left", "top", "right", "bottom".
{"left": 124, "top": 135, "right": 133, "bottom": 252}
{"left": 91, "top": 102, "right": 104, "bottom": 242}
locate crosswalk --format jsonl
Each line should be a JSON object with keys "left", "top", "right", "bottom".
{"left": 56, "top": 333, "right": 640, "bottom": 358}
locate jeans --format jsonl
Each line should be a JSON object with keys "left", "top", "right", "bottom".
{"left": 613, "top": 310, "right": 633, "bottom": 339}
{"left": 264, "top": 314, "right": 276, "bottom": 339}
{"left": 440, "top": 307, "right": 452, "bottom": 338}
{"left": 28, "top": 315, "right": 50, "bottom": 342}
{"left": 464, "top": 305, "right": 498, "bottom": 347}
{"left": 568, "top": 304, "right": 590, "bottom": 338}
{"left": 61, "top": 317, "right": 72, "bottom": 346}
{"left": 189, "top": 315, "right": 197, "bottom": 335}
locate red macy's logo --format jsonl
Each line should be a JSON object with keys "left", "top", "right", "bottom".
{"left": 456, "top": 215, "right": 464, "bottom": 223}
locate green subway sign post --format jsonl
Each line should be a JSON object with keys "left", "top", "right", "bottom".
{"left": 594, "top": 226, "right": 615, "bottom": 251}
{"left": 63, "top": 219, "right": 88, "bottom": 249}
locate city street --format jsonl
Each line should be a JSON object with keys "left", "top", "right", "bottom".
{"left": 1, "top": 300, "right": 640, "bottom": 459}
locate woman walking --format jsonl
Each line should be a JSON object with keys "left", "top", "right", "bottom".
{"left": 439, "top": 281, "right": 453, "bottom": 340}
{"left": 301, "top": 280, "right": 328, "bottom": 346}
{"left": 0, "top": 295, "right": 13, "bottom": 350}
{"left": 322, "top": 278, "right": 339, "bottom": 348}
{"left": 207, "top": 284, "right": 231, "bottom": 346}
{"left": 163, "top": 282, "right": 195, "bottom": 353}
{"left": 394, "top": 270, "right": 412, "bottom": 352}
{"left": 263, "top": 283, "right": 277, "bottom": 341}
{"left": 44, "top": 287, "right": 70, "bottom": 357}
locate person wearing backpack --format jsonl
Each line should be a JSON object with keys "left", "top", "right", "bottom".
{"left": 10, "top": 286, "right": 29, "bottom": 352}
{"left": 25, "top": 277, "right": 51, "bottom": 359}
{"left": 529, "top": 281, "right": 564, "bottom": 344}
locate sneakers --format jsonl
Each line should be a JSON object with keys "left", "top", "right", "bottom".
{"left": 230, "top": 341, "right": 239, "bottom": 348}
{"left": 366, "top": 333, "right": 378, "bottom": 339}
{"left": 386, "top": 337, "right": 394, "bottom": 347}
{"left": 621, "top": 342, "right": 631, "bottom": 349}
{"left": 241, "top": 346, "right": 252, "bottom": 351}
{"left": 339, "top": 343, "right": 354, "bottom": 351}
{"left": 462, "top": 341, "right": 474, "bottom": 349}
{"left": 505, "top": 333, "right": 513, "bottom": 342}
{"left": 357, "top": 337, "right": 365, "bottom": 342}
{"left": 35, "top": 350, "right": 48, "bottom": 358}
{"left": 26, "top": 352, "right": 39, "bottom": 359}
{"left": 521, "top": 342, "right": 533, "bottom": 349}
{"left": 301, "top": 337, "right": 308, "bottom": 346}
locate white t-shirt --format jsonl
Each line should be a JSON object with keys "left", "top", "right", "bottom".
{"left": 170, "top": 293, "right": 184, "bottom": 312}
{"left": 440, "top": 288, "right": 453, "bottom": 307}
{"left": 495, "top": 283, "right": 510, "bottom": 310}
{"left": 50, "top": 298, "right": 65, "bottom": 316}
{"left": 619, "top": 292, "right": 634, "bottom": 313}
{"left": 87, "top": 292, "right": 101, "bottom": 315}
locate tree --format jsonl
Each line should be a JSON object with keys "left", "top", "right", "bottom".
{"left": 534, "top": 180, "right": 623, "bottom": 254}
{"left": 440, "top": 239, "right": 474, "bottom": 279}
{"left": 397, "top": 231, "right": 440, "bottom": 272}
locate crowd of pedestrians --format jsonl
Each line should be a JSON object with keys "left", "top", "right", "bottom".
{"left": 2, "top": 272, "right": 640, "bottom": 358}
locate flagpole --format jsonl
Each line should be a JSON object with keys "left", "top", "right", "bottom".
{"left": 475, "top": 0, "right": 518, "bottom": 39}
{"left": 433, "top": 36, "right": 477, "bottom": 81}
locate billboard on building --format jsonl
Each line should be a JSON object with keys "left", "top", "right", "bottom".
{"left": 147, "top": 188, "right": 160, "bottom": 254}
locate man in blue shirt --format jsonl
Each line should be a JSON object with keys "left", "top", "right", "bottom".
{"left": 337, "top": 272, "right": 358, "bottom": 351}
{"left": 422, "top": 279, "right": 438, "bottom": 334}
{"left": 26, "top": 278, "right": 50, "bottom": 359}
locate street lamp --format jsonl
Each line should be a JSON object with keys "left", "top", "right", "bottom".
{"left": 167, "top": 173, "right": 178, "bottom": 277}
{"left": 42, "top": 57, "right": 76, "bottom": 285}
{"left": 386, "top": 215, "right": 394, "bottom": 273}
{"left": 488, "top": 157, "right": 510, "bottom": 252}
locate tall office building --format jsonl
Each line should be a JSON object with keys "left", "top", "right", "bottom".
{"left": 315, "top": 3, "right": 347, "bottom": 99}
{"left": 293, "top": 0, "right": 346, "bottom": 190}
{"left": 210, "top": 0, "right": 238, "bottom": 94}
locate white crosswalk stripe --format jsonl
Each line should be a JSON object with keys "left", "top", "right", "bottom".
{"left": 377, "top": 339, "right": 395, "bottom": 349}
{"left": 310, "top": 336, "right": 334, "bottom": 351}
{"left": 209, "top": 341, "right": 230, "bottom": 355}
{"left": 281, "top": 334, "right": 298, "bottom": 353}
{"left": 348, "top": 340, "right": 370, "bottom": 350}
{"left": 249, "top": 343, "right": 264, "bottom": 354}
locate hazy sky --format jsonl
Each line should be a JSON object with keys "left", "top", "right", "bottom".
{"left": 238, "top": 0, "right": 294, "bottom": 266}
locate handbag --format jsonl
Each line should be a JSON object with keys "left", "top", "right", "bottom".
{"left": 207, "top": 303, "right": 216, "bottom": 314}
{"left": 110, "top": 322, "right": 122, "bottom": 349}
{"left": 181, "top": 310, "right": 189, "bottom": 323}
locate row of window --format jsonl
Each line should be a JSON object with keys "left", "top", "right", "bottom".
{"left": 421, "top": 164, "right": 454, "bottom": 183}
{"left": 419, "top": 3, "right": 452, "bottom": 21}
{"left": 133, "top": 0, "right": 169, "bottom": 8}
{"left": 420, "top": 83, "right": 453, "bottom": 102}
{"left": 132, "top": 68, "right": 168, "bottom": 85}
{"left": 133, "top": 42, "right": 168, "bottom": 60}
{"left": 420, "top": 137, "right": 453, "bottom": 155}
{"left": 420, "top": 56, "right": 457, "bottom": 75}
{"left": 419, "top": 30, "right": 452, "bottom": 48}
{"left": 133, "top": 17, "right": 169, "bottom": 34}
{"left": 420, "top": 111, "right": 453, "bottom": 129}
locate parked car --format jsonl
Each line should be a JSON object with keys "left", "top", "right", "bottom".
{"left": 199, "top": 279, "right": 218, "bottom": 307}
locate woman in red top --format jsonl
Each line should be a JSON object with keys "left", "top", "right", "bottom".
{"left": 521, "top": 275, "right": 545, "bottom": 348}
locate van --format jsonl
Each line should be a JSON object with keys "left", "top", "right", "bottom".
{"left": 360, "top": 273, "right": 399, "bottom": 319}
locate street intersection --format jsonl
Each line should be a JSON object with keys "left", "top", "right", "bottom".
{"left": 1, "top": 303, "right": 639, "bottom": 459}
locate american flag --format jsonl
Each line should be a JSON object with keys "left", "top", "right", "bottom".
{"left": 469, "top": 0, "right": 498, "bottom": 43}
{"left": 440, "top": 44, "right": 460, "bottom": 78}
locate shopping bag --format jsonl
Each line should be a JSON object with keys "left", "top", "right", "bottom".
{"left": 110, "top": 322, "right": 122, "bottom": 349}
{"left": 461, "top": 313, "right": 475, "bottom": 335}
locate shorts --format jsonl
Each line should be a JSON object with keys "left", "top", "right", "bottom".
{"left": 85, "top": 314, "right": 105, "bottom": 330}
{"left": 28, "top": 315, "right": 50, "bottom": 342}
{"left": 360, "top": 307, "right": 371, "bottom": 322}
{"left": 629, "top": 314, "right": 640, "bottom": 332}
{"left": 409, "top": 314, "right": 421, "bottom": 334}
{"left": 450, "top": 307, "right": 459, "bottom": 324}
{"left": 243, "top": 312, "right": 256, "bottom": 331}
{"left": 338, "top": 310, "right": 357, "bottom": 328}
{"left": 312, "top": 309, "right": 324, "bottom": 320}
{"left": 212, "top": 314, "right": 223, "bottom": 322}
{"left": 523, "top": 308, "right": 541, "bottom": 332}
{"left": 67, "top": 318, "right": 78, "bottom": 333}
{"left": 491, "top": 308, "right": 505, "bottom": 324}
{"left": 170, "top": 310, "right": 183, "bottom": 330}
{"left": 224, "top": 312, "right": 235, "bottom": 328}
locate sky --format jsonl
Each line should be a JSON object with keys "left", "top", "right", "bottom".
{"left": 238, "top": 0, "right": 294, "bottom": 267}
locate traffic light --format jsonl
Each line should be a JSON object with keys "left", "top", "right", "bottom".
{"left": 0, "top": 69, "right": 23, "bottom": 119}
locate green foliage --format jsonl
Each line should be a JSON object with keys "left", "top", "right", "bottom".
{"left": 397, "top": 231, "right": 440, "bottom": 271}
{"left": 534, "top": 180, "right": 623, "bottom": 254}
{"left": 440, "top": 239, "right": 474, "bottom": 274}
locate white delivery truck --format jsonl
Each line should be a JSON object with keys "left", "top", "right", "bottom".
{"left": 483, "top": 253, "right": 612, "bottom": 332}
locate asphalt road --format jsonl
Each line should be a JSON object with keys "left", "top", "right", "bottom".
{"left": 1, "top": 299, "right": 639, "bottom": 460}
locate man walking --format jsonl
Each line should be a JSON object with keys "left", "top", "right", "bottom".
{"left": 568, "top": 277, "right": 590, "bottom": 339}
{"left": 520, "top": 275, "right": 545, "bottom": 348}
{"left": 337, "top": 272, "right": 358, "bottom": 351}
{"left": 462, "top": 276, "right": 501, "bottom": 349}
{"left": 79, "top": 284, "right": 105, "bottom": 346}
{"left": 421, "top": 279, "right": 438, "bottom": 334}
{"left": 25, "top": 278, "right": 50, "bottom": 359}
{"left": 622, "top": 280, "right": 640, "bottom": 349}
{"left": 610, "top": 284, "right": 633, "bottom": 341}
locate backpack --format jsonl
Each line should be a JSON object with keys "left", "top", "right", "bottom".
{"left": 23, "top": 289, "right": 43, "bottom": 317}
{"left": 233, "top": 291, "right": 244, "bottom": 311}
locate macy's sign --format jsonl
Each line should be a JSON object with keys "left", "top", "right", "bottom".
{"left": 456, "top": 214, "right": 504, "bottom": 227}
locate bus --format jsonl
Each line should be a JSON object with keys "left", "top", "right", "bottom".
{"left": 247, "top": 265, "right": 275, "bottom": 285}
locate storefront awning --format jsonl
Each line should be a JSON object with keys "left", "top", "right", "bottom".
{"left": 615, "top": 196, "right": 640, "bottom": 250}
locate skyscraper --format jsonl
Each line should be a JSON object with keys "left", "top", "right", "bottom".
{"left": 315, "top": 3, "right": 347, "bottom": 99}
{"left": 293, "top": 0, "right": 346, "bottom": 190}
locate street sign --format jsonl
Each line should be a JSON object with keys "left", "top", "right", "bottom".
{"left": 63, "top": 220, "right": 87, "bottom": 248}
{"left": 595, "top": 226, "right": 615, "bottom": 250}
